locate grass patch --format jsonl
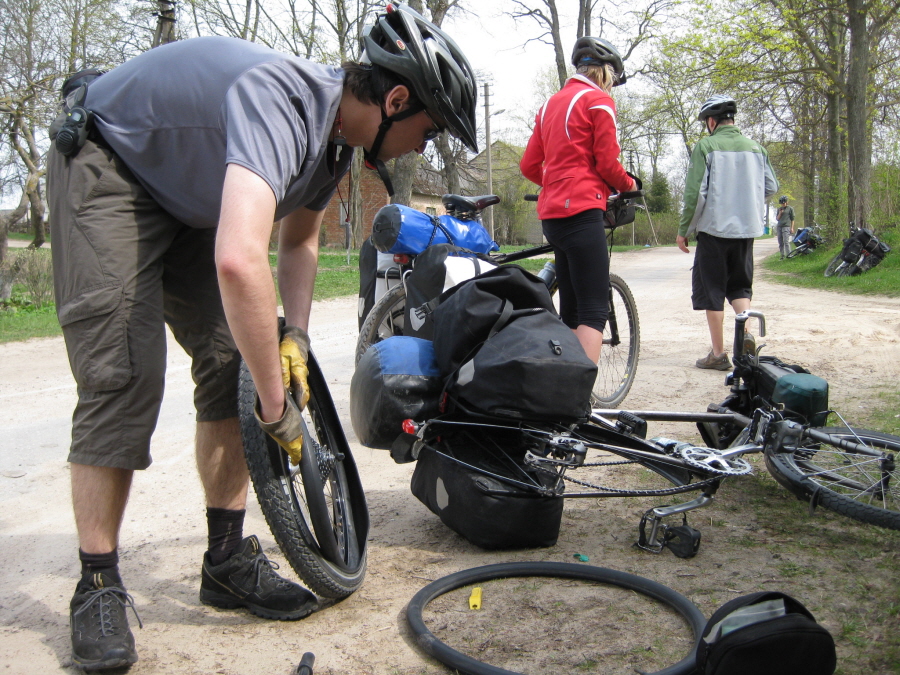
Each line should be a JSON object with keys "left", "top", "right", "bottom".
{"left": 761, "top": 230, "right": 900, "bottom": 296}
{"left": 0, "top": 301, "right": 61, "bottom": 343}
{"left": 7, "top": 232, "right": 49, "bottom": 242}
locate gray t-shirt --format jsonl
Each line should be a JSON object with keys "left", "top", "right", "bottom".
{"left": 86, "top": 36, "right": 351, "bottom": 228}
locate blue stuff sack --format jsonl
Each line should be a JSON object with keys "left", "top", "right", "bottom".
{"left": 350, "top": 337, "right": 443, "bottom": 451}
{"left": 371, "top": 204, "right": 499, "bottom": 255}
{"left": 792, "top": 228, "right": 810, "bottom": 245}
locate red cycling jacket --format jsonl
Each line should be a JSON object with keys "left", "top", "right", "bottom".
{"left": 520, "top": 74, "right": 633, "bottom": 220}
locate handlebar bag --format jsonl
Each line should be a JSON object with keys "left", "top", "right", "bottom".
{"left": 753, "top": 356, "right": 829, "bottom": 426}
{"left": 371, "top": 204, "right": 499, "bottom": 255}
{"left": 350, "top": 337, "right": 443, "bottom": 450}
{"left": 410, "top": 430, "right": 564, "bottom": 549}
{"left": 604, "top": 200, "right": 635, "bottom": 229}
{"left": 696, "top": 591, "right": 836, "bottom": 675}
{"left": 405, "top": 244, "right": 497, "bottom": 341}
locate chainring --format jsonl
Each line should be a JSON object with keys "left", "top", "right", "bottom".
{"left": 678, "top": 446, "right": 753, "bottom": 476}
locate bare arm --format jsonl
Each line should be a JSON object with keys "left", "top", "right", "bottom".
{"left": 215, "top": 164, "right": 283, "bottom": 423}
{"left": 277, "top": 207, "right": 326, "bottom": 331}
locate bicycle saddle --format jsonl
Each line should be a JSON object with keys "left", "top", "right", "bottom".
{"left": 441, "top": 194, "right": 500, "bottom": 213}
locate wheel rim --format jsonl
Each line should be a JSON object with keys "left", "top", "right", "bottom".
{"left": 783, "top": 432, "right": 900, "bottom": 512}
{"left": 593, "top": 280, "right": 638, "bottom": 406}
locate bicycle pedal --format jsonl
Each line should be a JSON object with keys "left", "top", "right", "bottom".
{"left": 635, "top": 510, "right": 702, "bottom": 558}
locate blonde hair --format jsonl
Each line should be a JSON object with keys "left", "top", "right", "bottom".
{"left": 577, "top": 63, "right": 617, "bottom": 92}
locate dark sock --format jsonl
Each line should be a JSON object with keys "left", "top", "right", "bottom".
{"left": 79, "top": 548, "right": 121, "bottom": 584}
{"left": 206, "top": 507, "right": 246, "bottom": 565}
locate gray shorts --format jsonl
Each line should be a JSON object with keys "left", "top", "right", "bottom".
{"left": 47, "top": 138, "right": 239, "bottom": 470}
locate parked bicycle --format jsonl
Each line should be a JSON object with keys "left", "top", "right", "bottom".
{"left": 824, "top": 223, "right": 891, "bottom": 276}
{"left": 356, "top": 191, "right": 642, "bottom": 407}
{"left": 786, "top": 222, "right": 825, "bottom": 258}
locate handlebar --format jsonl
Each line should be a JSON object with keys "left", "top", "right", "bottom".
{"left": 733, "top": 310, "right": 766, "bottom": 359}
{"left": 609, "top": 190, "right": 645, "bottom": 201}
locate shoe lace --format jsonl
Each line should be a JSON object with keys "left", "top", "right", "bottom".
{"left": 74, "top": 586, "right": 143, "bottom": 636}
{"left": 249, "top": 555, "right": 295, "bottom": 592}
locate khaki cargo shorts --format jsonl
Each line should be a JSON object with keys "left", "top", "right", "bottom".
{"left": 47, "top": 139, "right": 240, "bottom": 470}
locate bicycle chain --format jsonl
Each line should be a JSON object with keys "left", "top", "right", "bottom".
{"left": 531, "top": 462, "right": 722, "bottom": 497}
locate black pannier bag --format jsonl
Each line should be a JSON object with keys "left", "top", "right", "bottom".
{"left": 695, "top": 591, "right": 836, "bottom": 675}
{"left": 410, "top": 428, "right": 564, "bottom": 549}
{"left": 404, "top": 244, "right": 496, "bottom": 340}
{"left": 451, "top": 307, "right": 597, "bottom": 422}
{"left": 429, "top": 265, "right": 557, "bottom": 374}
{"left": 349, "top": 337, "right": 443, "bottom": 450}
{"left": 752, "top": 356, "right": 829, "bottom": 426}
{"left": 429, "top": 265, "right": 596, "bottom": 422}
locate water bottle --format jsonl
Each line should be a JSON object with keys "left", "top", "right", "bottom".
{"left": 537, "top": 261, "right": 556, "bottom": 289}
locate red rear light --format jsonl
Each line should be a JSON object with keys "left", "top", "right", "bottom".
{"left": 402, "top": 419, "right": 418, "bottom": 435}
{"left": 393, "top": 254, "right": 410, "bottom": 264}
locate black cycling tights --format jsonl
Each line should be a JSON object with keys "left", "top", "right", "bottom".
{"left": 542, "top": 208, "right": 609, "bottom": 332}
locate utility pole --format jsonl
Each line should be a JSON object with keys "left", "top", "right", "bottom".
{"left": 151, "top": 0, "right": 177, "bottom": 48}
{"left": 484, "top": 82, "right": 494, "bottom": 239}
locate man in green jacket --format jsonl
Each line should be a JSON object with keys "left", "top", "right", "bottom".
{"left": 677, "top": 95, "right": 778, "bottom": 370}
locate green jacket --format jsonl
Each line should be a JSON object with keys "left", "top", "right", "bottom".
{"left": 679, "top": 125, "right": 778, "bottom": 239}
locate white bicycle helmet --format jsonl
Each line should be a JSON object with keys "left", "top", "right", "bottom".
{"left": 570, "top": 36, "right": 627, "bottom": 86}
{"left": 698, "top": 95, "right": 737, "bottom": 122}
{"left": 363, "top": 3, "right": 478, "bottom": 152}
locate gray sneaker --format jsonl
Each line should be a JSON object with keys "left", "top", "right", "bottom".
{"left": 695, "top": 351, "right": 732, "bottom": 371}
{"left": 200, "top": 535, "right": 317, "bottom": 620}
{"left": 70, "top": 573, "right": 141, "bottom": 671}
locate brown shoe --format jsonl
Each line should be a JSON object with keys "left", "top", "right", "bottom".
{"left": 696, "top": 351, "right": 732, "bottom": 371}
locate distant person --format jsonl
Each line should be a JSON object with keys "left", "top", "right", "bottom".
{"left": 776, "top": 195, "right": 795, "bottom": 259}
{"left": 520, "top": 37, "right": 637, "bottom": 365}
{"left": 46, "top": 4, "right": 477, "bottom": 671}
{"left": 677, "top": 95, "right": 778, "bottom": 370}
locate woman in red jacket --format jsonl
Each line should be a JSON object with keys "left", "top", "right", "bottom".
{"left": 520, "top": 37, "right": 636, "bottom": 363}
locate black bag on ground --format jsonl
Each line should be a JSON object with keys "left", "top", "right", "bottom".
{"left": 451, "top": 307, "right": 597, "bottom": 422}
{"left": 405, "top": 244, "right": 496, "bottom": 340}
{"left": 349, "top": 337, "right": 443, "bottom": 450}
{"left": 695, "top": 591, "right": 836, "bottom": 675}
{"left": 430, "top": 265, "right": 556, "bottom": 374}
{"left": 410, "top": 431, "right": 564, "bottom": 549}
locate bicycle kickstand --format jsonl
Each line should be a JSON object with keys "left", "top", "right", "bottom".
{"left": 634, "top": 493, "right": 715, "bottom": 558}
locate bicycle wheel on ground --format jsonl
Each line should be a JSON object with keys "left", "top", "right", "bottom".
{"left": 355, "top": 282, "right": 406, "bottom": 365}
{"left": 786, "top": 246, "right": 804, "bottom": 259}
{"left": 765, "top": 427, "right": 900, "bottom": 531}
{"left": 823, "top": 253, "right": 844, "bottom": 277}
{"left": 591, "top": 273, "right": 640, "bottom": 408}
{"left": 238, "top": 352, "right": 369, "bottom": 598}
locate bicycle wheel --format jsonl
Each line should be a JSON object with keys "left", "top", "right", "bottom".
{"left": 355, "top": 282, "right": 406, "bottom": 365}
{"left": 238, "top": 353, "right": 369, "bottom": 598}
{"left": 785, "top": 246, "right": 804, "bottom": 259}
{"left": 591, "top": 273, "right": 640, "bottom": 408}
{"left": 765, "top": 427, "right": 900, "bottom": 530}
{"left": 823, "top": 254, "right": 844, "bottom": 277}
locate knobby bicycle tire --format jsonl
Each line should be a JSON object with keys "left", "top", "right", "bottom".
{"left": 406, "top": 562, "right": 705, "bottom": 675}
{"left": 238, "top": 353, "right": 369, "bottom": 598}
{"left": 355, "top": 282, "right": 406, "bottom": 365}
{"left": 592, "top": 273, "right": 640, "bottom": 408}
{"left": 764, "top": 427, "right": 900, "bottom": 530}
{"left": 823, "top": 253, "right": 844, "bottom": 277}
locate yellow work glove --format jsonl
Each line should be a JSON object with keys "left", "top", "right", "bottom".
{"left": 255, "top": 389, "right": 304, "bottom": 465}
{"left": 280, "top": 326, "right": 311, "bottom": 411}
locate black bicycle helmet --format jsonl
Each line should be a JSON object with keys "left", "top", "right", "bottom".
{"left": 363, "top": 3, "right": 478, "bottom": 152}
{"left": 697, "top": 94, "right": 737, "bottom": 122}
{"left": 570, "top": 36, "right": 627, "bottom": 86}
{"left": 779, "top": 195, "right": 788, "bottom": 204}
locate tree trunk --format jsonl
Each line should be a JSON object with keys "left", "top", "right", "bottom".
{"left": 389, "top": 154, "right": 417, "bottom": 206}
{"left": 845, "top": 0, "right": 871, "bottom": 230}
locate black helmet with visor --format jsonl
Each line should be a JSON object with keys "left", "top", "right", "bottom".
{"left": 361, "top": 4, "right": 478, "bottom": 193}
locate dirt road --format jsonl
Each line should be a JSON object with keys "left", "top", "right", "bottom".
{"left": 2, "top": 236, "right": 899, "bottom": 674}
